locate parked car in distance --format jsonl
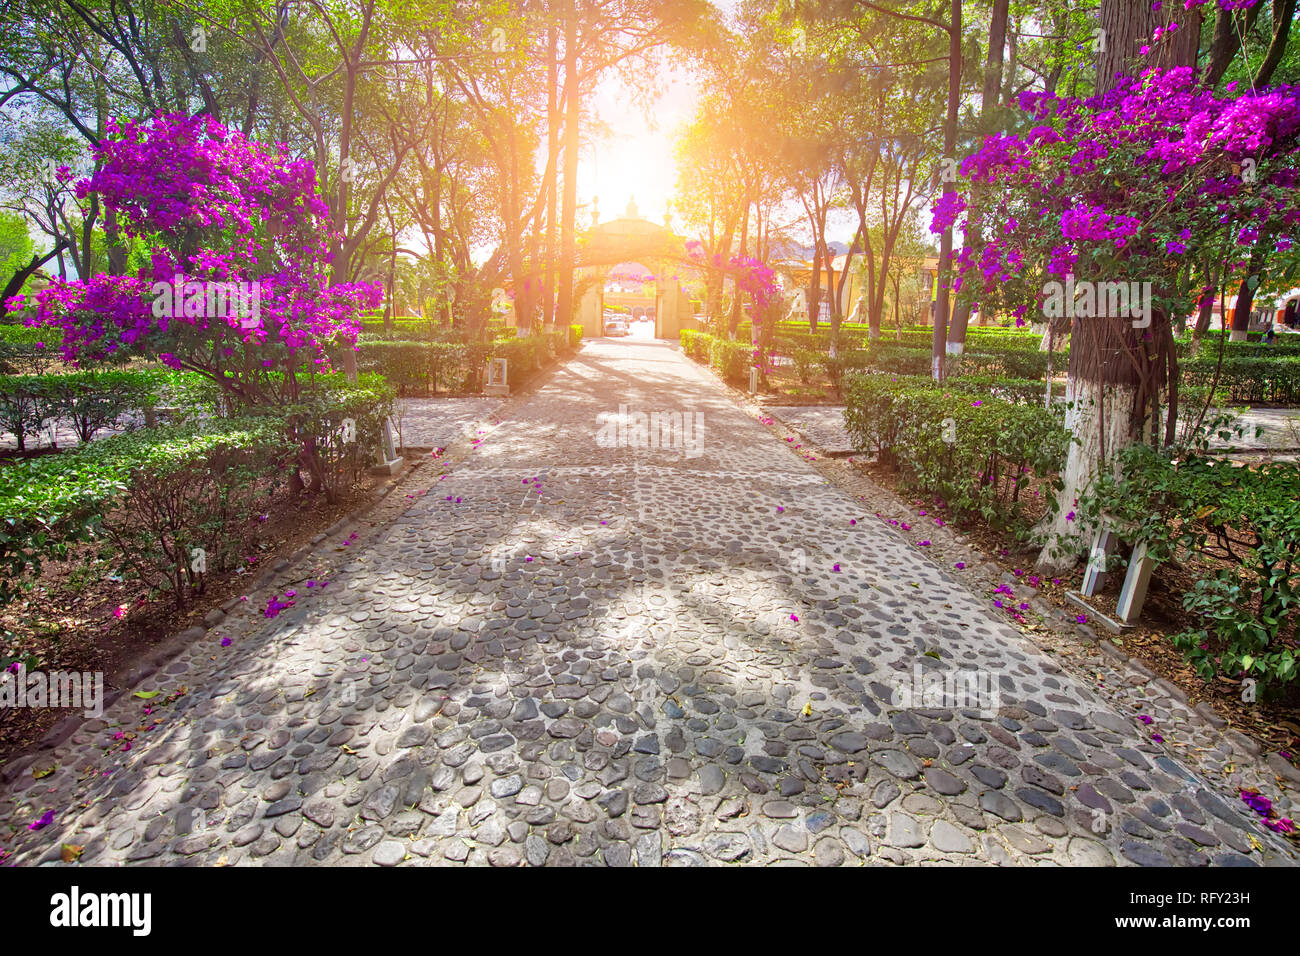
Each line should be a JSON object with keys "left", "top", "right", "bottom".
{"left": 604, "top": 318, "right": 630, "bottom": 336}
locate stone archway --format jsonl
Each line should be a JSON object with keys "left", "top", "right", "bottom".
{"left": 574, "top": 201, "right": 699, "bottom": 340}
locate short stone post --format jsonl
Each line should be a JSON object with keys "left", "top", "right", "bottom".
{"left": 1116, "top": 540, "right": 1155, "bottom": 625}
{"left": 368, "top": 416, "right": 405, "bottom": 476}
{"left": 1080, "top": 525, "right": 1120, "bottom": 597}
{"left": 484, "top": 358, "right": 509, "bottom": 396}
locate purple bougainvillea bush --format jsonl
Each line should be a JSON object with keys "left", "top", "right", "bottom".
{"left": 7, "top": 113, "right": 381, "bottom": 407}
{"left": 941, "top": 66, "right": 1300, "bottom": 318}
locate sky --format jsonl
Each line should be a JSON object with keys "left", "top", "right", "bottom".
{"left": 578, "top": 65, "right": 699, "bottom": 229}
{"left": 575, "top": 44, "right": 858, "bottom": 248}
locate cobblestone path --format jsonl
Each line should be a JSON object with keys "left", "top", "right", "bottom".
{"left": 2, "top": 339, "right": 1296, "bottom": 867}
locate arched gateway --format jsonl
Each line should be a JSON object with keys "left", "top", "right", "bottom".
{"left": 574, "top": 200, "right": 699, "bottom": 340}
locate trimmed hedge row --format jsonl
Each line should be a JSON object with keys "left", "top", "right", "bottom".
{"left": 338, "top": 325, "right": 583, "bottom": 396}
{"left": 0, "top": 369, "right": 173, "bottom": 450}
{"left": 0, "top": 374, "right": 393, "bottom": 608}
{"left": 1181, "top": 355, "right": 1300, "bottom": 404}
{"left": 680, "top": 330, "right": 752, "bottom": 384}
{"left": 1078, "top": 444, "right": 1300, "bottom": 692}
{"left": 0, "top": 323, "right": 62, "bottom": 374}
{"left": 843, "top": 373, "right": 1070, "bottom": 533}
{"left": 0, "top": 417, "right": 291, "bottom": 606}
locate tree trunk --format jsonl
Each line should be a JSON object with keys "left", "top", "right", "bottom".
{"left": 543, "top": 23, "right": 559, "bottom": 328}
{"left": 1037, "top": 376, "right": 1136, "bottom": 568}
{"left": 949, "top": 0, "right": 1008, "bottom": 357}
{"left": 1256, "top": 0, "right": 1297, "bottom": 87}
{"left": 931, "top": 0, "right": 962, "bottom": 381}
{"left": 1036, "top": 317, "right": 1143, "bottom": 570}
{"left": 1097, "top": 1, "right": 1201, "bottom": 85}
{"left": 555, "top": 0, "right": 579, "bottom": 326}
{"left": 1230, "top": 277, "right": 1255, "bottom": 342}
{"left": 1033, "top": 0, "right": 1198, "bottom": 570}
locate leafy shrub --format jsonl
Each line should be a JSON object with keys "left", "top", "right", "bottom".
{"left": 0, "top": 370, "right": 169, "bottom": 449}
{"left": 792, "top": 348, "right": 820, "bottom": 384}
{"left": 96, "top": 422, "right": 295, "bottom": 607}
{"left": 0, "top": 324, "right": 61, "bottom": 374}
{"left": 710, "top": 338, "right": 752, "bottom": 383}
{"left": 285, "top": 373, "right": 395, "bottom": 502}
{"left": 864, "top": 344, "right": 932, "bottom": 376}
{"left": 0, "top": 375, "right": 47, "bottom": 450}
{"left": 347, "top": 341, "right": 470, "bottom": 395}
{"left": 0, "top": 417, "right": 293, "bottom": 607}
{"left": 1181, "top": 355, "right": 1300, "bottom": 404}
{"left": 819, "top": 349, "right": 873, "bottom": 390}
{"left": 843, "top": 373, "right": 1070, "bottom": 532}
{"left": 491, "top": 336, "right": 543, "bottom": 375}
{"left": 569, "top": 324, "right": 584, "bottom": 349}
{"left": 1080, "top": 444, "right": 1300, "bottom": 693}
{"left": 57, "top": 370, "right": 166, "bottom": 443}
{"left": 947, "top": 373, "right": 1060, "bottom": 405}
{"left": 679, "top": 329, "right": 710, "bottom": 362}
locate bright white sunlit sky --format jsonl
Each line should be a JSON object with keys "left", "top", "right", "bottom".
{"left": 577, "top": 65, "right": 699, "bottom": 230}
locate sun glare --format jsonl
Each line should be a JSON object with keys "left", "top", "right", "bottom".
{"left": 578, "top": 68, "right": 698, "bottom": 226}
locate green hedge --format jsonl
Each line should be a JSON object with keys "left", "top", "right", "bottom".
{"left": 0, "top": 417, "right": 292, "bottom": 606}
{"left": 1175, "top": 337, "right": 1300, "bottom": 360}
{"left": 0, "top": 324, "right": 61, "bottom": 375}
{"left": 1079, "top": 445, "right": 1300, "bottom": 693}
{"left": 1181, "top": 355, "right": 1300, "bottom": 404}
{"left": 818, "top": 349, "right": 875, "bottom": 390}
{"left": 0, "top": 369, "right": 171, "bottom": 450}
{"left": 710, "top": 338, "right": 751, "bottom": 383}
{"left": 0, "top": 375, "right": 392, "bottom": 607}
{"left": 679, "top": 330, "right": 752, "bottom": 384}
{"left": 349, "top": 341, "right": 469, "bottom": 395}
{"left": 843, "top": 373, "right": 1070, "bottom": 533}
{"left": 335, "top": 327, "right": 575, "bottom": 396}
{"left": 679, "top": 329, "right": 710, "bottom": 362}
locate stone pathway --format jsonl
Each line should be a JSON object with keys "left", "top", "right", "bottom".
{"left": 766, "top": 406, "right": 855, "bottom": 455}
{"left": 393, "top": 397, "right": 501, "bottom": 451}
{"left": 1, "top": 339, "right": 1295, "bottom": 867}
{"left": 1222, "top": 407, "right": 1300, "bottom": 451}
